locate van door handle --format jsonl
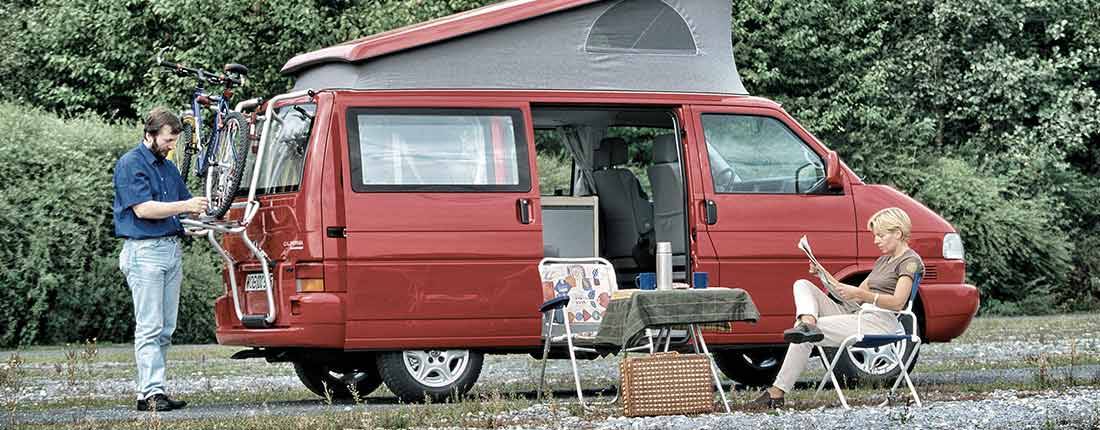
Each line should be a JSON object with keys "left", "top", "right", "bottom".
{"left": 704, "top": 199, "right": 718, "bottom": 225}
{"left": 517, "top": 198, "right": 532, "bottom": 224}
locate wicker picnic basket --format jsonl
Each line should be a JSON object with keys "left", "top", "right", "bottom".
{"left": 619, "top": 352, "right": 715, "bottom": 417}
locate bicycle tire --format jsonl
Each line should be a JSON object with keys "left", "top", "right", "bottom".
{"left": 168, "top": 114, "right": 199, "bottom": 190}
{"left": 205, "top": 111, "right": 249, "bottom": 219}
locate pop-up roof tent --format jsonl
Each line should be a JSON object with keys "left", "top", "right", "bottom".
{"left": 282, "top": 0, "right": 747, "bottom": 95}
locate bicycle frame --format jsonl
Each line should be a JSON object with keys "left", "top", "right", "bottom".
{"left": 156, "top": 48, "right": 245, "bottom": 193}
{"left": 186, "top": 85, "right": 234, "bottom": 179}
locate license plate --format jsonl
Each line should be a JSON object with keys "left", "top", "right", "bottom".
{"left": 244, "top": 273, "right": 271, "bottom": 292}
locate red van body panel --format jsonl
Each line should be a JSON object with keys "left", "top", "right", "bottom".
{"left": 214, "top": 90, "right": 979, "bottom": 351}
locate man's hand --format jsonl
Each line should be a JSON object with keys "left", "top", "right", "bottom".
{"left": 180, "top": 197, "right": 208, "bottom": 215}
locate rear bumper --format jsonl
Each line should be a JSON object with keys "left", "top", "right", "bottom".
{"left": 214, "top": 294, "right": 346, "bottom": 348}
{"left": 919, "top": 283, "right": 980, "bottom": 342}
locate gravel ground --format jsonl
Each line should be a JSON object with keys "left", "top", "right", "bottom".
{"left": 7, "top": 314, "right": 1100, "bottom": 428}
{"left": 14, "top": 384, "right": 1100, "bottom": 429}
{"left": 11, "top": 357, "right": 1100, "bottom": 427}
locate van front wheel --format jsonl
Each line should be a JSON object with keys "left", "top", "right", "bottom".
{"left": 378, "top": 349, "right": 484, "bottom": 403}
{"left": 714, "top": 347, "right": 786, "bottom": 387}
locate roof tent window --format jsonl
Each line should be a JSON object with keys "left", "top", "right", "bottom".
{"left": 585, "top": 0, "right": 697, "bottom": 54}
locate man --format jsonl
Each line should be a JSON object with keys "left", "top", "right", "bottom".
{"left": 113, "top": 108, "right": 207, "bottom": 412}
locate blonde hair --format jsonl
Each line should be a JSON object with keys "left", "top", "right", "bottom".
{"left": 867, "top": 207, "right": 911, "bottom": 240}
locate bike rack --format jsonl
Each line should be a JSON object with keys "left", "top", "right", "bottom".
{"left": 180, "top": 89, "right": 315, "bottom": 329}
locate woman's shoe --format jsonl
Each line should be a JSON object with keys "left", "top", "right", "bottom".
{"left": 783, "top": 321, "right": 824, "bottom": 344}
{"left": 746, "top": 391, "right": 785, "bottom": 409}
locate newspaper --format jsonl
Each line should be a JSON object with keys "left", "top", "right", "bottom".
{"left": 798, "top": 235, "right": 858, "bottom": 307}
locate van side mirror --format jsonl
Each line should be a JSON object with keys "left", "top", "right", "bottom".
{"left": 825, "top": 150, "right": 844, "bottom": 190}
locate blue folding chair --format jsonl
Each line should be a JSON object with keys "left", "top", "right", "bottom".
{"left": 815, "top": 273, "right": 923, "bottom": 409}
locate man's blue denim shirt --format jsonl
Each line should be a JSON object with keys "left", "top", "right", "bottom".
{"left": 113, "top": 142, "right": 192, "bottom": 239}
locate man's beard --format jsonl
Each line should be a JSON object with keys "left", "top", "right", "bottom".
{"left": 150, "top": 141, "right": 170, "bottom": 160}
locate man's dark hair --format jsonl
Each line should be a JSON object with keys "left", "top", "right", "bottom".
{"left": 143, "top": 107, "right": 182, "bottom": 139}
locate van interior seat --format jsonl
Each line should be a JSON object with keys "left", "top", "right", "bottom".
{"left": 647, "top": 134, "right": 687, "bottom": 268}
{"left": 591, "top": 137, "right": 654, "bottom": 271}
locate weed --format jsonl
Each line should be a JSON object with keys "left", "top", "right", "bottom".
{"left": 321, "top": 380, "right": 333, "bottom": 406}
{"left": 348, "top": 381, "right": 362, "bottom": 404}
{"left": 2, "top": 351, "right": 26, "bottom": 428}
{"left": 80, "top": 338, "right": 98, "bottom": 384}
{"left": 1067, "top": 338, "right": 1078, "bottom": 385}
{"left": 64, "top": 343, "right": 80, "bottom": 386}
{"left": 364, "top": 404, "right": 421, "bottom": 429}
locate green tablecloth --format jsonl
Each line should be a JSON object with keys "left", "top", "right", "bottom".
{"left": 592, "top": 288, "right": 759, "bottom": 349}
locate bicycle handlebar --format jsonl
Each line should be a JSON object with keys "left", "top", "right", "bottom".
{"left": 154, "top": 47, "right": 244, "bottom": 87}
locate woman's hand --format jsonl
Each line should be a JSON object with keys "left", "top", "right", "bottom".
{"left": 808, "top": 263, "right": 819, "bottom": 275}
{"left": 836, "top": 285, "right": 865, "bottom": 302}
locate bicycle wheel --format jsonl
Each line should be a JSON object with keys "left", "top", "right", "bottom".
{"left": 205, "top": 111, "right": 249, "bottom": 219}
{"left": 168, "top": 114, "right": 199, "bottom": 190}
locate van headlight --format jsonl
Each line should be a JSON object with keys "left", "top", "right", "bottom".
{"left": 943, "top": 233, "right": 965, "bottom": 260}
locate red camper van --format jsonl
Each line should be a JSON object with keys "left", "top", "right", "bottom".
{"left": 201, "top": 0, "right": 980, "bottom": 402}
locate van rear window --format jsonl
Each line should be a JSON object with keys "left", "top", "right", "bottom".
{"left": 238, "top": 103, "right": 316, "bottom": 196}
{"left": 346, "top": 108, "right": 531, "bottom": 192}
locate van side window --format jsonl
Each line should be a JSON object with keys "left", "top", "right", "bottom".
{"left": 701, "top": 114, "right": 826, "bottom": 194}
{"left": 238, "top": 103, "right": 316, "bottom": 196}
{"left": 347, "top": 108, "right": 531, "bottom": 192}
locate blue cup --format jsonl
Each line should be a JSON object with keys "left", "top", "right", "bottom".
{"left": 693, "top": 272, "right": 708, "bottom": 289}
{"left": 635, "top": 272, "right": 656, "bottom": 290}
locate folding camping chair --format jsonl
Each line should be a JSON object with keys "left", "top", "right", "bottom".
{"left": 535, "top": 257, "right": 653, "bottom": 408}
{"left": 815, "top": 273, "right": 924, "bottom": 409}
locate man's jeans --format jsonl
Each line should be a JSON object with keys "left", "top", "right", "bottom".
{"left": 119, "top": 236, "right": 182, "bottom": 400}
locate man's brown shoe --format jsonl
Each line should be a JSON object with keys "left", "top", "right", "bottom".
{"left": 783, "top": 321, "right": 824, "bottom": 344}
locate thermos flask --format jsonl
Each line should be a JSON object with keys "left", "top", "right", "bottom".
{"left": 656, "top": 241, "right": 672, "bottom": 290}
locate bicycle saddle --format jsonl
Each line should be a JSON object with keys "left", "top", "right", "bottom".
{"left": 224, "top": 63, "right": 249, "bottom": 76}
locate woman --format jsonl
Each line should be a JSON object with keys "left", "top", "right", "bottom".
{"left": 749, "top": 207, "right": 924, "bottom": 409}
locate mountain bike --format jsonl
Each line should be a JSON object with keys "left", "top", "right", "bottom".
{"left": 155, "top": 47, "right": 251, "bottom": 219}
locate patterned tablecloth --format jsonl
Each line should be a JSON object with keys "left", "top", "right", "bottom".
{"left": 592, "top": 288, "right": 760, "bottom": 349}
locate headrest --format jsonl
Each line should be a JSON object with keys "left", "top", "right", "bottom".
{"left": 593, "top": 142, "right": 611, "bottom": 169}
{"left": 652, "top": 134, "right": 678, "bottom": 163}
{"left": 598, "top": 137, "right": 629, "bottom": 166}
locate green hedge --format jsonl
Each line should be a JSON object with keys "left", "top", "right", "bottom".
{"left": 0, "top": 104, "right": 222, "bottom": 347}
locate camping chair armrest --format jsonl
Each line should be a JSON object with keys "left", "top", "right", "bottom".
{"left": 859, "top": 303, "right": 900, "bottom": 315}
{"left": 539, "top": 296, "right": 571, "bottom": 313}
{"left": 856, "top": 305, "right": 919, "bottom": 340}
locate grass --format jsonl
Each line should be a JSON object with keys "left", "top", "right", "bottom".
{"left": 5, "top": 313, "right": 1100, "bottom": 429}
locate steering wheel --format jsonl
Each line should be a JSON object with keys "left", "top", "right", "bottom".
{"left": 794, "top": 162, "right": 826, "bottom": 194}
{"left": 715, "top": 167, "right": 736, "bottom": 192}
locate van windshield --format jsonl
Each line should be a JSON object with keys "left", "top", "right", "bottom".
{"left": 238, "top": 103, "right": 316, "bottom": 196}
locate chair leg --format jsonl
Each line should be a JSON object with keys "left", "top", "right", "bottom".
{"left": 537, "top": 312, "right": 554, "bottom": 401}
{"left": 561, "top": 311, "right": 587, "bottom": 409}
{"left": 813, "top": 350, "right": 831, "bottom": 398}
{"left": 895, "top": 340, "right": 922, "bottom": 407}
{"left": 817, "top": 344, "right": 851, "bottom": 409}
{"left": 692, "top": 325, "right": 730, "bottom": 413}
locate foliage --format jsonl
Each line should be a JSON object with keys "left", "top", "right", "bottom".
{"left": 912, "top": 159, "right": 1072, "bottom": 313}
{"left": 0, "top": 0, "right": 497, "bottom": 120}
{"left": 0, "top": 104, "right": 222, "bottom": 347}
{"left": 0, "top": 0, "right": 1095, "bottom": 335}
{"left": 731, "top": 0, "right": 1100, "bottom": 313}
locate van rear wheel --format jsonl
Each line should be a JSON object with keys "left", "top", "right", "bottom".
{"left": 378, "top": 349, "right": 483, "bottom": 403}
{"left": 293, "top": 358, "right": 383, "bottom": 400}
